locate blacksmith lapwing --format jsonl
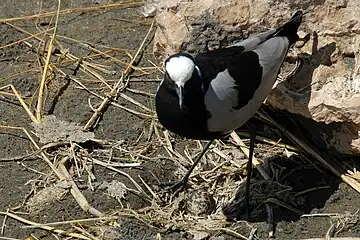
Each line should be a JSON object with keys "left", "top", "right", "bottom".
{"left": 155, "top": 11, "right": 303, "bottom": 211}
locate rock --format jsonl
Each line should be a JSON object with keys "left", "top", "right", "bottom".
{"left": 153, "top": 0, "right": 360, "bottom": 154}
{"left": 32, "top": 115, "right": 95, "bottom": 144}
{"left": 295, "top": 30, "right": 310, "bottom": 48}
{"left": 140, "top": 0, "right": 160, "bottom": 17}
{"left": 26, "top": 180, "right": 68, "bottom": 213}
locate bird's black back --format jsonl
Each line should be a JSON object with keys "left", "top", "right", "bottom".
{"left": 194, "top": 46, "right": 245, "bottom": 92}
{"left": 195, "top": 46, "right": 263, "bottom": 110}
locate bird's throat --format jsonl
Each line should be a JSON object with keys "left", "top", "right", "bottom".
{"left": 176, "top": 86, "right": 184, "bottom": 109}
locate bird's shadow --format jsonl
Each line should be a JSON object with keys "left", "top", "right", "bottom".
{"left": 276, "top": 31, "right": 337, "bottom": 116}
{"left": 222, "top": 149, "right": 343, "bottom": 224}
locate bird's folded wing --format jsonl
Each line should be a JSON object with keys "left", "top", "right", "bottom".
{"left": 229, "top": 29, "right": 277, "bottom": 51}
{"left": 205, "top": 36, "right": 289, "bottom": 113}
{"left": 253, "top": 36, "right": 289, "bottom": 82}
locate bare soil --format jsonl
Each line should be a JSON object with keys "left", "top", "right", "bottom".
{"left": 1, "top": 1, "right": 359, "bottom": 239}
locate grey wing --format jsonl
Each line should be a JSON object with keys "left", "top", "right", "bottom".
{"left": 229, "top": 29, "right": 277, "bottom": 51}
{"left": 203, "top": 69, "right": 241, "bottom": 132}
{"left": 204, "top": 36, "right": 290, "bottom": 133}
{"left": 209, "top": 36, "right": 290, "bottom": 111}
{"left": 254, "top": 36, "right": 290, "bottom": 83}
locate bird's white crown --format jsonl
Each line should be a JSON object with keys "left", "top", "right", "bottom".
{"left": 165, "top": 55, "right": 195, "bottom": 87}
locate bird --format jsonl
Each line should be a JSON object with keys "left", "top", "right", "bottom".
{"left": 155, "top": 10, "right": 303, "bottom": 214}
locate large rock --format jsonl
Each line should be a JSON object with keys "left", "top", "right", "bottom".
{"left": 151, "top": 0, "right": 360, "bottom": 154}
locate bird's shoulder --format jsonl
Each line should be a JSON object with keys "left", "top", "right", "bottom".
{"left": 193, "top": 46, "right": 245, "bottom": 90}
{"left": 194, "top": 36, "right": 289, "bottom": 89}
{"left": 194, "top": 46, "right": 245, "bottom": 72}
{"left": 194, "top": 45, "right": 263, "bottom": 93}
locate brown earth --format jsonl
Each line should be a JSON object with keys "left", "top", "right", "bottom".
{"left": 0, "top": 1, "right": 359, "bottom": 239}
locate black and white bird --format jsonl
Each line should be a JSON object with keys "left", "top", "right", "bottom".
{"left": 155, "top": 11, "right": 303, "bottom": 204}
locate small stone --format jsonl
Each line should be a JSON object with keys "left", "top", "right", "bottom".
{"left": 342, "top": 50, "right": 355, "bottom": 58}
{"left": 297, "top": 30, "right": 308, "bottom": 39}
{"left": 295, "top": 31, "right": 310, "bottom": 48}
{"left": 32, "top": 115, "right": 95, "bottom": 144}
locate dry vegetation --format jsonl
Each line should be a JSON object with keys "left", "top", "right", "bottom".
{"left": 1, "top": 1, "right": 360, "bottom": 239}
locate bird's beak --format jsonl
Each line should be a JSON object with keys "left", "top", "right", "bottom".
{"left": 176, "top": 86, "right": 184, "bottom": 109}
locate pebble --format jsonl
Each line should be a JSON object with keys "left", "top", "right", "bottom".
{"left": 295, "top": 30, "right": 310, "bottom": 48}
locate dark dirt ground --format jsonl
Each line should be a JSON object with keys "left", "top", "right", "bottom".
{"left": 1, "top": 1, "right": 360, "bottom": 239}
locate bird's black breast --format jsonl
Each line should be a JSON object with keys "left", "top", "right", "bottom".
{"left": 195, "top": 46, "right": 263, "bottom": 110}
{"left": 155, "top": 73, "right": 221, "bottom": 140}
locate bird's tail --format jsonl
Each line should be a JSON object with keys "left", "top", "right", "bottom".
{"left": 273, "top": 10, "right": 303, "bottom": 45}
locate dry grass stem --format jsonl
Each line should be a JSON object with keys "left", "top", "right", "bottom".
{"left": 4, "top": 22, "right": 124, "bottom": 85}
{"left": 235, "top": 131, "right": 298, "bottom": 152}
{"left": 127, "top": 88, "right": 155, "bottom": 97}
{"left": 230, "top": 131, "right": 271, "bottom": 180}
{"left": 216, "top": 228, "right": 250, "bottom": 240}
{"left": 300, "top": 238, "right": 360, "bottom": 240}
{"left": 0, "top": 141, "right": 72, "bottom": 162}
{"left": 138, "top": 175, "right": 161, "bottom": 203}
{"left": 2, "top": 68, "right": 41, "bottom": 82}
{"left": 212, "top": 148, "right": 243, "bottom": 169}
{"left": 53, "top": 45, "right": 113, "bottom": 89}
{"left": 52, "top": 69, "right": 152, "bottom": 118}
{"left": 57, "top": 157, "right": 103, "bottom": 217}
{"left": 35, "top": 0, "right": 61, "bottom": 121}
{"left": 0, "top": 85, "right": 38, "bottom": 123}
{"left": 0, "top": 125, "right": 62, "bottom": 176}
{"left": 0, "top": 27, "right": 54, "bottom": 50}
{"left": 90, "top": 157, "right": 151, "bottom": 202}
{"left": 55, "top": 34, "right": 138, "bottom": 69}
{"left": 22, "top": 216, "right": 117, "bottom": 228}
{"left": 0, "top": 209, "right": 9, "bottom": 235}
{"left": 83, "top": 19, "right": 155, "bottom": 131}
{"left": 0, "top": 211, "right": 91, "bottom": 240}
{"left": 0, "top": 1, "right": 141, "bottom": 23}
{"left": 0, "top": 125, "right": 103, "bottom": 217}
{"left": 118, "top": 92, "right": 154, "bottom": 113}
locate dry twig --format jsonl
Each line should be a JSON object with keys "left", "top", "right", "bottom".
{"left": 83, "top": 19, "right": 155, "bottom": 131}
{"left": 0, "top": 211, "right": 91, "bottom": 240}
{"left": 0, "top": 1, "right": 141, "bottom": 23}
{"left": 35, "top": 0, "right": 61, "bottom": 121}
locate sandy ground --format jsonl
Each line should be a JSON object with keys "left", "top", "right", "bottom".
{"left": 0, "top": 1, "right": 360, "bottom": 239}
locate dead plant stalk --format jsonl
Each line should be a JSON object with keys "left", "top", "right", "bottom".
{"left": 0, "top": 1, "right": 141, "bottom": 23}
{"left": 83, "top": 18, "right": 155, "bottom": 131}
{"left": 0, "top": 211, "right": 91, "bottom": 240}
{"left": 35, "top": 0, "right": 61, "bottom": 121}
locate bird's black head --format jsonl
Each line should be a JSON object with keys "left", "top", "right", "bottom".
{"left": 164, "top": 53, "right": 201, "bottom": 109}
